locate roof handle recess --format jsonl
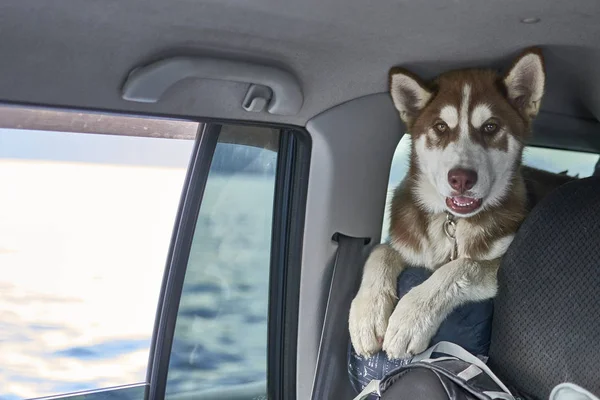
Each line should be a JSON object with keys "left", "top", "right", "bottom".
{"left": 242, "top": 84, "right": 272, "bottom": 113}
{"left": 121, "top": 56, "right": 303, "bottom": 116}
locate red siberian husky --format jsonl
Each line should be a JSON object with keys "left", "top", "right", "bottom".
{"left": 349, "top": 48, "right": 574, "bottom": 359}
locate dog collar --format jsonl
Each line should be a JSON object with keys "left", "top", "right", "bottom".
{"left": 443, "top": 212, "right": 458, "bottom": 261}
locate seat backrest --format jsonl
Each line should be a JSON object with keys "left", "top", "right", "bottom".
{"left": 488, "top": 177, "right": 600, "bottom": 399}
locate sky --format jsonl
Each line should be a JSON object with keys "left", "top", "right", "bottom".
{"left": 0, "top": 128, "right": 195, "bottom": 167}
{"left": 0, "top": 128, "right": 277, "bottom": 175}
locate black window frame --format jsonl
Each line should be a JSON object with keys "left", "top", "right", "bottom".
{"left": 145, "top": 122, "right": 220, "bottom": 400}
{"left": 267, "top": 128, "right": 311, "bottom": 400}
{"left": 146, "top": 121, "right": 311, "bottom": 400}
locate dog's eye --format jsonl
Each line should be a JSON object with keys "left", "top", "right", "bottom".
{"left": 482, "top": 122, "right": 499, "bottom": 134}
{"left": 434, "top": 122, "right": 448, "bottom": 133}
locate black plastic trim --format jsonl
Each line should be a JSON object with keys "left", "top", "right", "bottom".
{"left": 331, "top": 232, "right": 371, "bottom": 245}
{"left": 267, "top": 128, "right": 311, "bottom": 400}
{"left": 146, "top": 123, "right": 221, "bottom": 400}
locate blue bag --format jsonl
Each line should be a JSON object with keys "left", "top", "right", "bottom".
{"left": 347, "top": 266, "right": 494, "bottom": 394}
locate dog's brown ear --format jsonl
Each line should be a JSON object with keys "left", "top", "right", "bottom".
{"left": 503, "top": 48, "right": 545, "bottom": 120}
{"left": 389, "top": 67, "right": 432, "bottom": 126}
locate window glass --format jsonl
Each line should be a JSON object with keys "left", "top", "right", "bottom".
{"left": 522, "top": 146, "right": 599, "bottom": 176}
{"left": 382, "top": 134, "right": 600, "bottom": 240}
{"left": 0, "top": 110, "right": 197, "bottom": 399}
{"left": 165, "top": 126, "right": 279, "bottom": 397}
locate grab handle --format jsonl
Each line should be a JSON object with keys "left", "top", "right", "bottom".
{"left": 121, "top": 56, "right": 303, "bottom": 116}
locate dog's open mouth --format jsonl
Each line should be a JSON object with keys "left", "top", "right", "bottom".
{"left": 445, "top": 196, "right": 483, "bottom": 214}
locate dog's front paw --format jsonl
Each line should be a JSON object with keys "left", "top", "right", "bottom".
{"left": 349, "top": 290, "right": 396, "bottom": 357}
{"left": 382, "top": 289, "right": 440, "bottom": 359}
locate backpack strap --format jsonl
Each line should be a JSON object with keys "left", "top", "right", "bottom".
{"left": 352, "top": 379, "right": 382, "bottom": 400}
{"left": 412, "top": 341, "right": 513, "bottom": 395}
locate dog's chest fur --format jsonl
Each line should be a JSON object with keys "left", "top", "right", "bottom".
{"left": 389, "top": 179, "right": 527, "bottom": 270}
{"left": 392, "top": 212, "right": 489, "bottom": 269}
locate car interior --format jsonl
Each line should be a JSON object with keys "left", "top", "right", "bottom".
{"left": 1, "top": 0, "right": 600, "bottom": 399}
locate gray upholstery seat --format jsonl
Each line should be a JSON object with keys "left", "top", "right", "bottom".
{"left": 488, "top": 177, "right": 600, "bottom": 400}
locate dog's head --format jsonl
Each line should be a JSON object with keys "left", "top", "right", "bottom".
{"left": 390, "top": 48, "right": 545, "bottom": 217}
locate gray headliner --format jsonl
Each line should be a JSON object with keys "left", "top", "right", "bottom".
{"left": 2, "top": 0, "right": 600, "bottom": 138}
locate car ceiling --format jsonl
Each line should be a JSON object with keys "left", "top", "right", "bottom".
{"left": 1, "top": 0, "right": 600, "bottom": 140}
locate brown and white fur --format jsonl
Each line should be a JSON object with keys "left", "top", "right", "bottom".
{"left": 349, "top": 48, "right": 575, "bottom": 359}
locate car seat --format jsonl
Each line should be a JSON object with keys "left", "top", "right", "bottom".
{"left": 488, "top": 176, "right": 600, "bottom": 399}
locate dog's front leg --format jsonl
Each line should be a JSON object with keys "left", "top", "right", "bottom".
{"left": 382, "top": 257, "right": 500, "bottom": 359}
{"left": 349, "top": 243, "right": 405, "bottom": 357}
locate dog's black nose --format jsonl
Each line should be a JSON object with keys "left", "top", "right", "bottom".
{"left": 448, "top": 168, "right": 478, "bottom": 192}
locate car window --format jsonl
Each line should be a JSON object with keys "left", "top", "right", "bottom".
{"left": 0, "top": 108, "right": 197, "bottom": 399}
{"left": 164, "top": 125, "right": 279, "bottom": 397}
{"left": 382, "top": 134, "right": 600, "bottom": 240}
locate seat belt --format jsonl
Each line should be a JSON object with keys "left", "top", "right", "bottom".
{"left": 310, "top": 233, "right": 370, "bottom": 400}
